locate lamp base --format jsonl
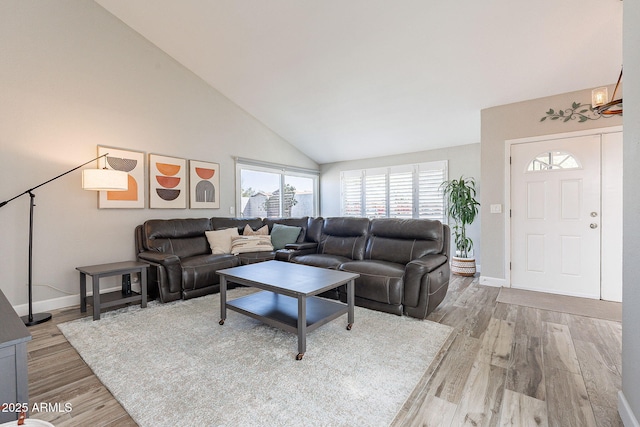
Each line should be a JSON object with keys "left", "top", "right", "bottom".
{"left": 21, "top": 312, "right": 52, "bottom": 326}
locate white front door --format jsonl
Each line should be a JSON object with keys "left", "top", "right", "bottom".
{"left": 511, "top": 135, "right": 601, "bottom": 298}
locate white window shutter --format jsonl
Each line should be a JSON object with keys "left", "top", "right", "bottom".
{"left": 418, "top": 162, "right": 447, "bottom": 221}
{"left": 341, "top": 171, "right": 363, "bottom": 217}
{"left": 389, "top": 170, "right": 413, "bottom": 218}
{"left": 364, "top": 172, "right": 387, "bottom": 218}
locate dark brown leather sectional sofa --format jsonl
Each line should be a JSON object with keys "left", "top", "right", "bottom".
{"left": 135, "top": 216, "right": 450, "bottom": 319}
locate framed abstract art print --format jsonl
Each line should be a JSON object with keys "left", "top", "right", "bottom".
{"left": 189, "top": 160, "right": 220, "bottom": 209}
{"left": 97, "top": 146, "right": 145, "bottom": 209}
{"left": 149, "top": 154, "right": 187, "bottom": 209}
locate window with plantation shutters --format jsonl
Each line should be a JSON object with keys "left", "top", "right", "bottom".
{"left": 340, "top": 161, "right": 447, "bottom": 221}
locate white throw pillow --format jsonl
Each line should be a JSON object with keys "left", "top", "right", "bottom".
{"left": 205, "top": 228, "right": 239, "bottom": 254}
{"left": 230, "top": 235, "right": 274, "bottom": 255}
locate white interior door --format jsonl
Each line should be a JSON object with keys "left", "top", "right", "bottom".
{"left": 511, "top": 135, "right": 601, "bottom": 299}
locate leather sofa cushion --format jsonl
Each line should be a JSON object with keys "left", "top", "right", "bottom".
{"left": 323, "top": 217, "right": 370, "bottom": 236}
{"left": 339, "top": 260, "right": 405, "bottom": 305}
{"left": 181, "top": 254, "right": 239, "bottom": 290}
{"left": 318, "top": 217, "right": 369, "bottom": 260}
{"left": 365, "top": 218, "right": 444, "bottom": 264}
{"left": 305, "top": 217, "right": 324, "bottom": 243}
{"left": 291, "top": 254, "right": 352, "bottom": 269}
{"left": 144, "top": 218, "right": 212, "bottom": 258}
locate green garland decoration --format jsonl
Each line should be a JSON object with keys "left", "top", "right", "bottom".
{"left": 540, "top": 102, "right": 605, "bottom": 123}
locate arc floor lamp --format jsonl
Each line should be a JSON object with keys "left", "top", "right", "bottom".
{"left": 0, "top": 153, "right": 128, "bottom": 326}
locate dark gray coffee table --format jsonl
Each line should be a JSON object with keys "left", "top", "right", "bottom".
{"left": 217, "top": 260, "right": 359, "bottom": 360}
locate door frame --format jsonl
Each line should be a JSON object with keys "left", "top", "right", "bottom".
{"left": 503, "top": 125, "right": 623, "bottom": 290}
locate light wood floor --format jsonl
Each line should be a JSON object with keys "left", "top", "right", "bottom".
{"left": 26, "top": 276, "right": 622, "bottom": 426}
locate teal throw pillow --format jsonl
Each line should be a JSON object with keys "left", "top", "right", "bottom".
{"left": 270, "top": 223, "right": 302, "bottom": 250}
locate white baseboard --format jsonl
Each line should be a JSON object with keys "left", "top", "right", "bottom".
{"left": 12, "top": 286, "right": 124, "bottom": 317}
{"left": 479, "top": 276, "right": 506, "bottom": 287}
{"left": 619, "top": 391, "right": 640, "bottom": 427}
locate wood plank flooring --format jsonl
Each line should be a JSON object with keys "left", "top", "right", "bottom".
{"left": 392, "top": 276, "right": 623, "bottom": 427}
{"left": 25, "top": 276, "right": 622, "bottom": 426}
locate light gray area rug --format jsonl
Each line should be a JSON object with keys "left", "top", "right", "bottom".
{"left": 58, "top": 288, "right": 453, "bottom": 427}
{"left": 497, "top": 286, "right": 622, "bottom": 322}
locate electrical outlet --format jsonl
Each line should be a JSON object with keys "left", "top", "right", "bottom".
{"left": 230, "top": 206, "right": 235, "bottom": 215}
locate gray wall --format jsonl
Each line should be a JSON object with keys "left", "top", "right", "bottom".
{"left": 480, "top": 89, "right": 622, "bottom": 281}
{"left": 621, "top": 0, "right": 640, "bottom": 424}
{"left": 320, "top": 143, "right": 481, "bottom": 266}
{"left": 0, "top": 1, "right": 317, "bottom": 311}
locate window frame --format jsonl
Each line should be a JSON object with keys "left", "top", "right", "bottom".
{"left": 235, "top": 158, "right": 319, "bottom": 218}
{"left": 526, "top": 150, "right": 582, "bottom": 172}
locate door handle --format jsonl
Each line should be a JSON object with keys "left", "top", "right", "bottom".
{"left": 590, "top": 223, "right": 598, "bottom": 229}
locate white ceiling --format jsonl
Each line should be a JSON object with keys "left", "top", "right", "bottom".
{"left": 95, "top": 0, "right": 623, "bottom": 164}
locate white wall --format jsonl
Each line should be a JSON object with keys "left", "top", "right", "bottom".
{"left": 320, "top": 143, "right": 481, "bottom": 265}
{"left": 621, "top": 0, "right": 640, "bottom": 424}
{"left": 0, "top": 1, "right": 317, "bottom": 312}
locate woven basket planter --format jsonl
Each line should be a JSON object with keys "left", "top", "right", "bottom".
{"left": 451, "top": 256, "right": 476, "bottom": 277}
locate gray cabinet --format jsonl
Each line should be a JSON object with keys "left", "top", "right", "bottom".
{"left": 0, "top": 290, "right": 31, "bottom": 423}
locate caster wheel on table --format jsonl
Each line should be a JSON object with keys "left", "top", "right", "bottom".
{"left": 219, "top": 319, "right": 225, "bottom": 325}
{"left": 346, "top": 323, "right": 353, "bottom": 331}
{"left": 296, "top": 353, "right": 304, "bottom": 360}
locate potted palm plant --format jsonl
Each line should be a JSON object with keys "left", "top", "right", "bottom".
{"left": 441, "top": 176, "right": 480, "bottom": 276}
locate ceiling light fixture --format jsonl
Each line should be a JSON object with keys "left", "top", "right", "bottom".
{"left": 592, "top": 68, "right": 623, "bottom": 116}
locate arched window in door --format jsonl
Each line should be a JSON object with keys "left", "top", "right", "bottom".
{"left": 526, "top": 151, "right": 581, "bottom": 172}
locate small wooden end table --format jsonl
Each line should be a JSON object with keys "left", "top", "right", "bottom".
{"left": 77, "top": 261, "right": 149, "bottom": 321}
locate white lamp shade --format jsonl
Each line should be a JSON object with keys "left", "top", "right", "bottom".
{"left": 82, "top": 169, "right": 128, "bottom": 191}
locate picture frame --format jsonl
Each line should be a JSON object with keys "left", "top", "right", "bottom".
{"left": 189, "top": 160, "right": 220, "bottom": 209}
{"left": 97, "top": 146, "right": 145, "bottom": 209}
{"left": 149, "top": 154, "right": 187, "bottom": 209}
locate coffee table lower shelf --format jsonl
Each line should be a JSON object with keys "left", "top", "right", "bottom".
{"left": 225, "top": 291, "right": 349, "bottom": 335}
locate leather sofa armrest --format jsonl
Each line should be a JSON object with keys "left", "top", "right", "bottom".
{"left": 275, "top": 243, "right": 318, "bottom": 262}
{"left": 137, "top": 251, "right": 182, "bottom": 302}
{"left": 137, "top": 251, "right": 180, "bottom": 266}
{"left": 407, "top": 254, "right": 447, "bottom": 273}
{"left": 403, "top": 254, "right": 448, "bottom": 314}
{"left": 284, "top": 242, "right": 318, "bottom": 251}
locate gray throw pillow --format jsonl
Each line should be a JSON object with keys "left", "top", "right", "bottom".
{"left": 270, "top": 223, "right": 302, "bottom": 250}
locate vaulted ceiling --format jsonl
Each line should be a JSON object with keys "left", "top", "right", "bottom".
{"left": 95, "top": 0, "right": 623, "bottom": 164}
